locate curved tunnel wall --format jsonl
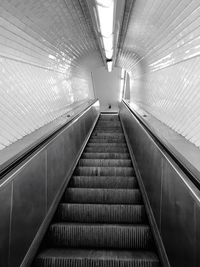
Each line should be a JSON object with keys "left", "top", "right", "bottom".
{"left": 2, "top": 0, "right": 200, "bottom": 150}
{"left": 117, "top": 0, "right": 200, "bottom": 148}
{"left": 0, "top": 0, "right": 103, "bottom": 151}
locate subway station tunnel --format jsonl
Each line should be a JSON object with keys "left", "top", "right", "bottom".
{"left": 0, "top": 0, "right": 200, "bottom": 266}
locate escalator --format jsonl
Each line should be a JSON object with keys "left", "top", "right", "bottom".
{"left": 33, "top": 114, "right": 160, "bottom": 267}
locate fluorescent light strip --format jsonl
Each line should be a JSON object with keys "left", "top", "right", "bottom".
{"left": 97, "top": 5, "right": 113, "bottom": 37}
{"left": 107, "top": 61, "right": 113, "bottom": 72}
{"left": 96, "top": 0, "right": 113, "bottom": 7}
{"left": 95, "top": 0, "right": 114, "bottom": 61}
{"left": 103, "top": 36, "right": 113, "bottom": 51}
{"left": 105, "top": 50, "right": 113, "bottom": 59}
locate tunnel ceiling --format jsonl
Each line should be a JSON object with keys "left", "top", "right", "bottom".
{"left": 0, "top": 0, "right": 138, "bottom": 73}
{"left": 2, "top": 0, "right": 199, "bottom": 77}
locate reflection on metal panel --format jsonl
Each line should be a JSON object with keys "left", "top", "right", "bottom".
{"left": 120, "top": 102, "right": 200, "bottom": 267}
{"left": 117, "top": 0, "right": 200, "bottom": 148}
{"left": 0, "top": 0, "right": 102, "bottom": 150}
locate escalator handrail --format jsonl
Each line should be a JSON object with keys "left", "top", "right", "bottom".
{"left": 122, "top": 99, "right": 200, "bottom": 191}
{"left": 0, "top": 99, "right": 99, "bottom": 180}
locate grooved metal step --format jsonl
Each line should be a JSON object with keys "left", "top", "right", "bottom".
{"left": 96, "top": 123, "right": 121, "bottom": 128}
{"left": 92, "top": 130, "right": 123, "bottom": 134}
{"left": 99, "top": 116, "right": 119, "bottom": 121}
{"left": 92, "top": 133, "right": 124, "bottom": 137}
{"left": 69, "top": 176, "right": 137, "bottom": 188}
{"left": 89, "top": 138, "right": 126, "bottom": 143}
{"left": 74, "top": 166, "right": 135, "bottom": 176}
{"left": 46, "top": 223, "right": 153, "bottom": 249}
{"left": 87, "top": 143, "right": 127, "bottom": 147}
{"left": 78, "top": 159, "right": 132, "bottom": 167}
{"left": 94, "top": 129, "right": 122, "bottom": 132}
{"left": 90, "top": 135, "right": 125, "bottom": 140}
{"left": 34, "top": 249, "right": 160, "bottom": 267}
{"left": 56, "top": 203, "right": 146, "bottom": 223}
{"left": 85, "top": 147, "right": 128, "bottom": 153}
{"left": 95, "top": 126, "right": 122, "bottom": 129}
{"left": 81, "top": 152, "right": 130, "bottom": 159}
{"left": 64, "top": 188, "right": 142, "bottom": 204}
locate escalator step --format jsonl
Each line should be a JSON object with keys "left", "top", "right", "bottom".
{"left": 96, "top": 123, "right": 121, "bottom": 127}
{"left": 89, "top": 138, "right": 125, "bottom": 143}
{"left": 69, "top": 176, "right": 137, "bottom": 188}
{"left": 46, "top": 223, "right": 153, "bottom": 249}
{"left": 99, "top": 116, "right": 119, "bottom": 121}
{"left": 85, "top": 147, "right": 128, "bottom": 153}
{"left": 64, "top": 188, "right": 142, "bottom": 204}
{"left": 81, "top": 152, "right": 130, "bottom": 159}
{"left": 87, "top": 143, "right": 126, "bottom": 147}
{"left": 92, "top": 131, "right": 123, "bottom": 134}
{"left": 92, "top": 132, "right": 124, "bottom": 137}
{"left": 78, "top": 159, "right": 132, "bottom": 167}
{"left": 95, "top": 126, "right": 122, "bottom": 129}
{"left": 94, "top": 128, "right": 122, "bottom": 131}
{"left": 90, "top": 135, "right": 125, "bottom": 140}
{"left": 74, "top": 166, "right": 135, "bottom": 176}
{"left": 55, "top": 203, "right": 146, "bottom": 223}
{"left": 34, "top": 249, "right": 160, "bottom": 267}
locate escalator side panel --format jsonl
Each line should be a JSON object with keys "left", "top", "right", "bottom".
{"left": 0, "top": 103, "right": 99, "bottom": 267}
{"left": 120, "top": 101, "right": 200, "bottom": 267}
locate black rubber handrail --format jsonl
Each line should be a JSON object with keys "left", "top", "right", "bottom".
{"left": 122, "top": 99, "right": 200, "bottom": 191}
{"left": 0, "top": 99, "right": 98, "bottom": 180}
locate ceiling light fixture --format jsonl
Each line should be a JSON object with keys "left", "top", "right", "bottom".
{"left": 95, "top": 0, "right": 114, "bottom": 67}
{"left": 107, "top": 60, "right": 113, "bottom": 72}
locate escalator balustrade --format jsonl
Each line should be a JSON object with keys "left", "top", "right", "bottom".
{"left": 33, "top": 114, "right": 160, "bottom": 267}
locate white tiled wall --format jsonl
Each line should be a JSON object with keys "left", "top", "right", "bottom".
{"left": 117, "top": 0, "right": 200, "bottom": 148}
{"left": 3, "top": 0, "right": 200, "bottom": 150}
{"left": 0, "top": 0, "right": 102, "bottom": 150}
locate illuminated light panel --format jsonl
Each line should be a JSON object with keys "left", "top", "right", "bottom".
{"left": 103, "top": 36, "right": 113, "bottom": 51}
{"left": 107, "top": 61, "right": 113, "bottom": 72}
{"left": 96, "top": 2, "right": 114, "bottom": 37}
{"left": 105, "top": 49, "right": 113, "bottom": 59}
{"left": 95, "top": 0, "right": 114, "bottom": 61}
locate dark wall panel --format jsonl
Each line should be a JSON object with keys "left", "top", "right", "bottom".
{"left": 0, "top": 183, "right": 12, "bottom": 267}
